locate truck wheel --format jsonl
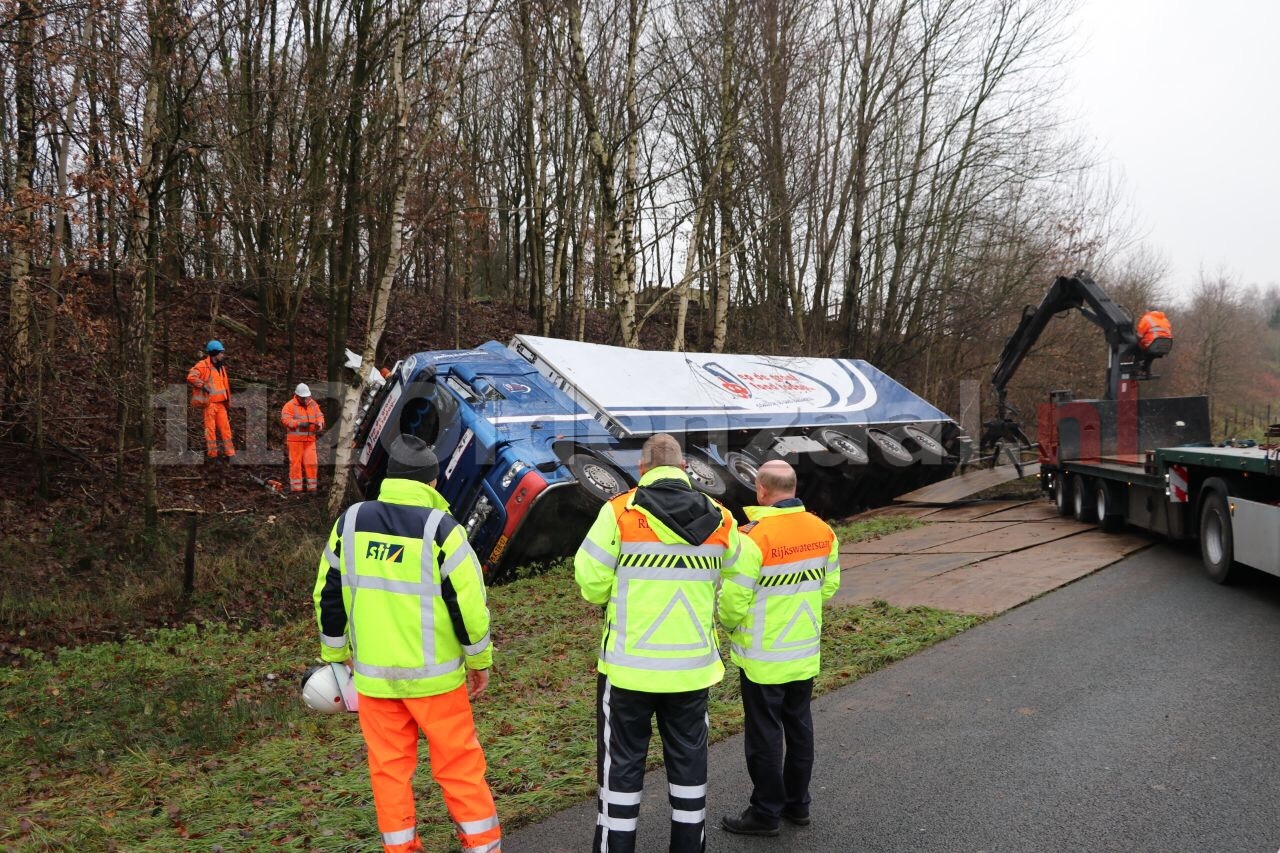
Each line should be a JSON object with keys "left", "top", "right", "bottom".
{"left": 1071, "top": 475, "right": 1097, "bottom": 522}
{"left": 867, "top": 429, "right": 914, "bottom": 468}
{"left": 567, "top": 454, "right": 627, "bottom": 502}
{"left": 724, "top": 451, "right": 760, "bottom": 490}
{"left": 901, "top": 425, "right": 947, "bottom": 462}
{"left": 1199, "top": 483, "right": 1238, "bottom": 584}
{"left": 1094, "top": 480, "right": 1124, "bottom": 532}
{"left": 1053, "top": 473, "right": 1072, "bottom": 516}
{"left": 814, "top": 428, "right": 870, "bottom": 466}
{"left": 684, "top": 450, "right": 729, "bottom": 498}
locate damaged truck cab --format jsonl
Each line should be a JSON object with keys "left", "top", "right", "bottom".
{"left": 351, "top": 335, "right": 968, "bottom": 582}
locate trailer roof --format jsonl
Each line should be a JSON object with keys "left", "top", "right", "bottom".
{"left": 511, "top": 334, "right": 954, "bottom": 438}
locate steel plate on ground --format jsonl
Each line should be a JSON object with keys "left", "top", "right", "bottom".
{"left": 840, "top": 521, "right": 1017, "bottom": 555}
{"left": 894, "top": 462, "right": 1040, "bottom": 504}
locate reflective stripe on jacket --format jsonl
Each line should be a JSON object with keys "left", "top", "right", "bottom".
{"left": 187, "top": 357, "right": 231, "bottom": 407}
{"left": 717, "top": 503, "right": 840, "bottom": 684}
{"left": 312, "top": 478, "right": 492, "bottom": 698}
{"left": 574, "top": 466, "right": 740, "bottom": 692}
{"left": 281, "top": 397, "right": 326, "bottom": 442}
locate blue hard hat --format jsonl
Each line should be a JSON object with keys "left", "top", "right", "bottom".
{"left": 206, "top": 340, "right": 225, "bottom": 353}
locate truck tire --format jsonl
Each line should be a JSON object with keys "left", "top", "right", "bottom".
{"left": 684, "top": 450, "right": 729, "bottom": 498}
{"left": 900, "top": 424, "right": 947, "bottom": 462}
{"left": 567, "top": 454, "right": 627, "bottom": 502}
{"left": 724, "top": 451, "right": 760, "bottom": 490}
{"left": 1071, "top": 475, "right": 1097, "bottom": 522}
{"left": 1093, "top": 479, "right": 1124, "bottom": 532}
{"left": 814, "top": 428, "right": 870, "bottom": 466}
{"left": 867, "top": 428, "right": 914, "bottom": 468}
{"left": 1199, "top": 482, "right": 1239, "bottom": 584}
{"left": 1052, "top": 473, "right": 1072, "bottom": 517}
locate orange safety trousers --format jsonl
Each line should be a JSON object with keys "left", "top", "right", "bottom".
{"left": 286, "top": 440, "right": 318, "bottom": 492}
{"left": 358, "top": 688, "right": 502, "bottom": 853}
{"left": 203, "top": 402, "right": 235, "bottom": 458}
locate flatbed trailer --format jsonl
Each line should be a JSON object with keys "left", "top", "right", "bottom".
{"left": 1045, "top": 409, "right": 1280, "bottom": 584}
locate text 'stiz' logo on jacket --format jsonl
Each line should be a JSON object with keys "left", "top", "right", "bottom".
{"left": 366, "top": 540, "right": 404, "bottom": 562}
{"left": 699, "top": 362, "right": 752, "bottom": 399}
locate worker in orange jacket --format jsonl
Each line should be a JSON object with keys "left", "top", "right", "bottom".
{"left": 187, "top": 340, "right": 235, "bottom": 461}
{"left": 281, "top": 383, "right": 325, "bottom": 493}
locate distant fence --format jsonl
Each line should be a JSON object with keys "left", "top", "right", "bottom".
{"left": 1218, "top": 403, "right": 1274, "bottom": 439}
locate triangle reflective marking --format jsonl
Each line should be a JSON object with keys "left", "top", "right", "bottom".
{"left": 773, "top": 601, "right": 820, "bottom": 649}
{"left": 635, "top": 589, "right": 709, "bottom": 652}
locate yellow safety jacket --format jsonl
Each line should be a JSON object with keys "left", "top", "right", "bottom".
{"left": 313, "top": 478, "right": 492, "bottom": 698}
{"left": 718, "top": 502, "right": 840, "bottom": 684}
{"left": 574, "top": 466, "right": 741, "bottom": 692}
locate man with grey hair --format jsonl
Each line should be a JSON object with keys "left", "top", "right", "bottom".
{"left": 575, "top": 432, "right": 742, "bottom": 853}
{"left": 718, "top": 459, "right": 841, "bottom": 837}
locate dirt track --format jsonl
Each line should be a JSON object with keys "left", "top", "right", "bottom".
{"left": 837, "top": 499, "right": 1153, "bottom": 614}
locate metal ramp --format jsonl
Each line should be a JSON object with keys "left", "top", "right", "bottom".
{"left": 892, "top": 462, "right": 1040, "bottom": 505}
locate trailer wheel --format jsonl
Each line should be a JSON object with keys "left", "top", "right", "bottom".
{"left": 1052, "top": 473, "right": 1073, "bottom": 517}
{"left": 684, "top": 450, "right": 729, "bottom": 498}
{"left": 1094, "top": 480, "right": 1124, "bottom": 532}
{"left": 1071, "top": 475, "right": 1098, "bottom": 522}
{"left": 814, "top": 428, "right": 870, "bottom": 466}
{"left": 901, "top": 425, "right": 947, "bottom": 461}
{"left": 1199, "top": 483, "right": 1239, "bottom": 584}
{"left": 567, "top": 454, "right": 627, "bottom": 502}
{"left": 724, "top": 451, "right": 760, "bottom": 490}
{"left": 867, "top": 429, "right": 914, "bottom": 467}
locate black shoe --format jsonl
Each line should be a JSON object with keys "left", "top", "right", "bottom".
{"left": 781, "top": 808, "right": 811, "bottom": 826}
{"left": 720, "top": 808, "right": 779, "bottom": 837}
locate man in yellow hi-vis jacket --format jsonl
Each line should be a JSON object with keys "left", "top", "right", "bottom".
{"left": 574, "top": 433, "right": 742, "bottom": 853}
{"left": 313, "top": 435, "right": 500, "bottom": 853}
{"left": 717, "top": 459, "right": 840, "bottom": 837}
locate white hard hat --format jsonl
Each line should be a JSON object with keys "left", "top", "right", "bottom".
{"left": 301, "top": 662, "right": 358, "bottom": 713}
{"left": 295, "top": 383, "right": 312, "bottom": 398}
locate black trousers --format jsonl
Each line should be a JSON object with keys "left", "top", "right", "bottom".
{"left": 595, "top": 674, "right": 709, "bottom": 853}
{"left": 740, "top": 671, "right": 815, "bottom": 823}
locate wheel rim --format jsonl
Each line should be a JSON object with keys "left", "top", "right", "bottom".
{"left": 904, "top": 426, "right": 945, "bottom": 456}
{"left": 1204, "top": 512, "right": 1224, "bottom": 565}
{"left": 582, "top": 462, "right": 620, "bottom": 495}
{"left": 685, "top": 456, "right": 716, "bottom": 488}
{"left": 1073, "top": 481, "right": 1085, "bottom": 517}
{"left": 1095, "top": 487, "right": 1107, "bottom": 520}
{"left": 727, "top": 453, "right": 758, "bottom": 486}
{"left": 869, "top": 430, "right": 912, "bottom": 464}
{"left": 820, "top": 430, "right": 868, "bottom": 465}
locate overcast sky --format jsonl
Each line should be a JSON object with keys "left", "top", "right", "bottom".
{"left": 1062, "top": 0, "right": 1279, "bottom": 297}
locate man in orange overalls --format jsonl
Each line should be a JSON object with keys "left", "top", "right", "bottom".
{"left": 187, "top": 340, "right": 235, "bottom": 463}
{"left": 280, "top": 383, "right": 325, "bottom": 493}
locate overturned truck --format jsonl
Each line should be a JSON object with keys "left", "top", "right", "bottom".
{"left": 351, "top": 335, "right": 969, "bottom": 581}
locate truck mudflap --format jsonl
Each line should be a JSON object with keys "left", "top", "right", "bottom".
{"left": 1221, "top": 497, "right": 1280, "bottom": 578}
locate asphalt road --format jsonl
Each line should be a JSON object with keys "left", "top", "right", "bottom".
{"left": 505, "top": 542, "right": 1280, "bottom": 852}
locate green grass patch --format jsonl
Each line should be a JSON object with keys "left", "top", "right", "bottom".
{"left": 1, "top": 519, "right": 977, "bottom": 851}
{"left": 833, "top": 513, "right": 927, "bottom": 543}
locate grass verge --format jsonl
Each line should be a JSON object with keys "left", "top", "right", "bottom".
{"left": 1, "top": 517, "right": 977, "bottom": 851}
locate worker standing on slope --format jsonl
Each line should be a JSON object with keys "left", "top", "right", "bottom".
{"left": 574, "top": 432, "right": 742, "bottom": 853}
{"left": 313, "top": 435, "right": 501, "bottom": 853}
{"left": 717, "top": 460, "right": 841, "bottom": 837}
{"left": 187, "top": 340, "right": 235, "bottom": 464}
{"left": 280, "top": 383, "right": 325, "bottom": 493}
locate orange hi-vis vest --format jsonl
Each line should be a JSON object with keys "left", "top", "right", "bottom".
{"left": 596, "top": 489, "right": 736, "bottom": 692}
{"left": 281, "top": 397, "right": 325, "bottom": 442}
{"left": 187, "top": 357, "right": 231, "bottom": 407}
{"left": 724, "top": 505, "right": 840, "bottom": 684}
{"left": 1137, "top": 311, "right": 1172, "bottom": 352}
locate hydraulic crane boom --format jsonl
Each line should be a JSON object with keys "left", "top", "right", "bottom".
{"left": 982, "top": 271, "right": 1165, "bottom": 455}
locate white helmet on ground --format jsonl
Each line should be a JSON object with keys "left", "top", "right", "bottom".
{"left": 301, "top": 662, "right": 359, "bottom": 713}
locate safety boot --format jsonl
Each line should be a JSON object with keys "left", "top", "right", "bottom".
{"left": 720, "top": 808, "right": 779, "bottom": 837}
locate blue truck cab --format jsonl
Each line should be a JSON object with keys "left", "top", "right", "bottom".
{"left": 351, "top": 341, "right": 626, "bottom": 581}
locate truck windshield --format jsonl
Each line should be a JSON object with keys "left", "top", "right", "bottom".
{"left": 399, "top": 377, "right": 462, "bottom": 454}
